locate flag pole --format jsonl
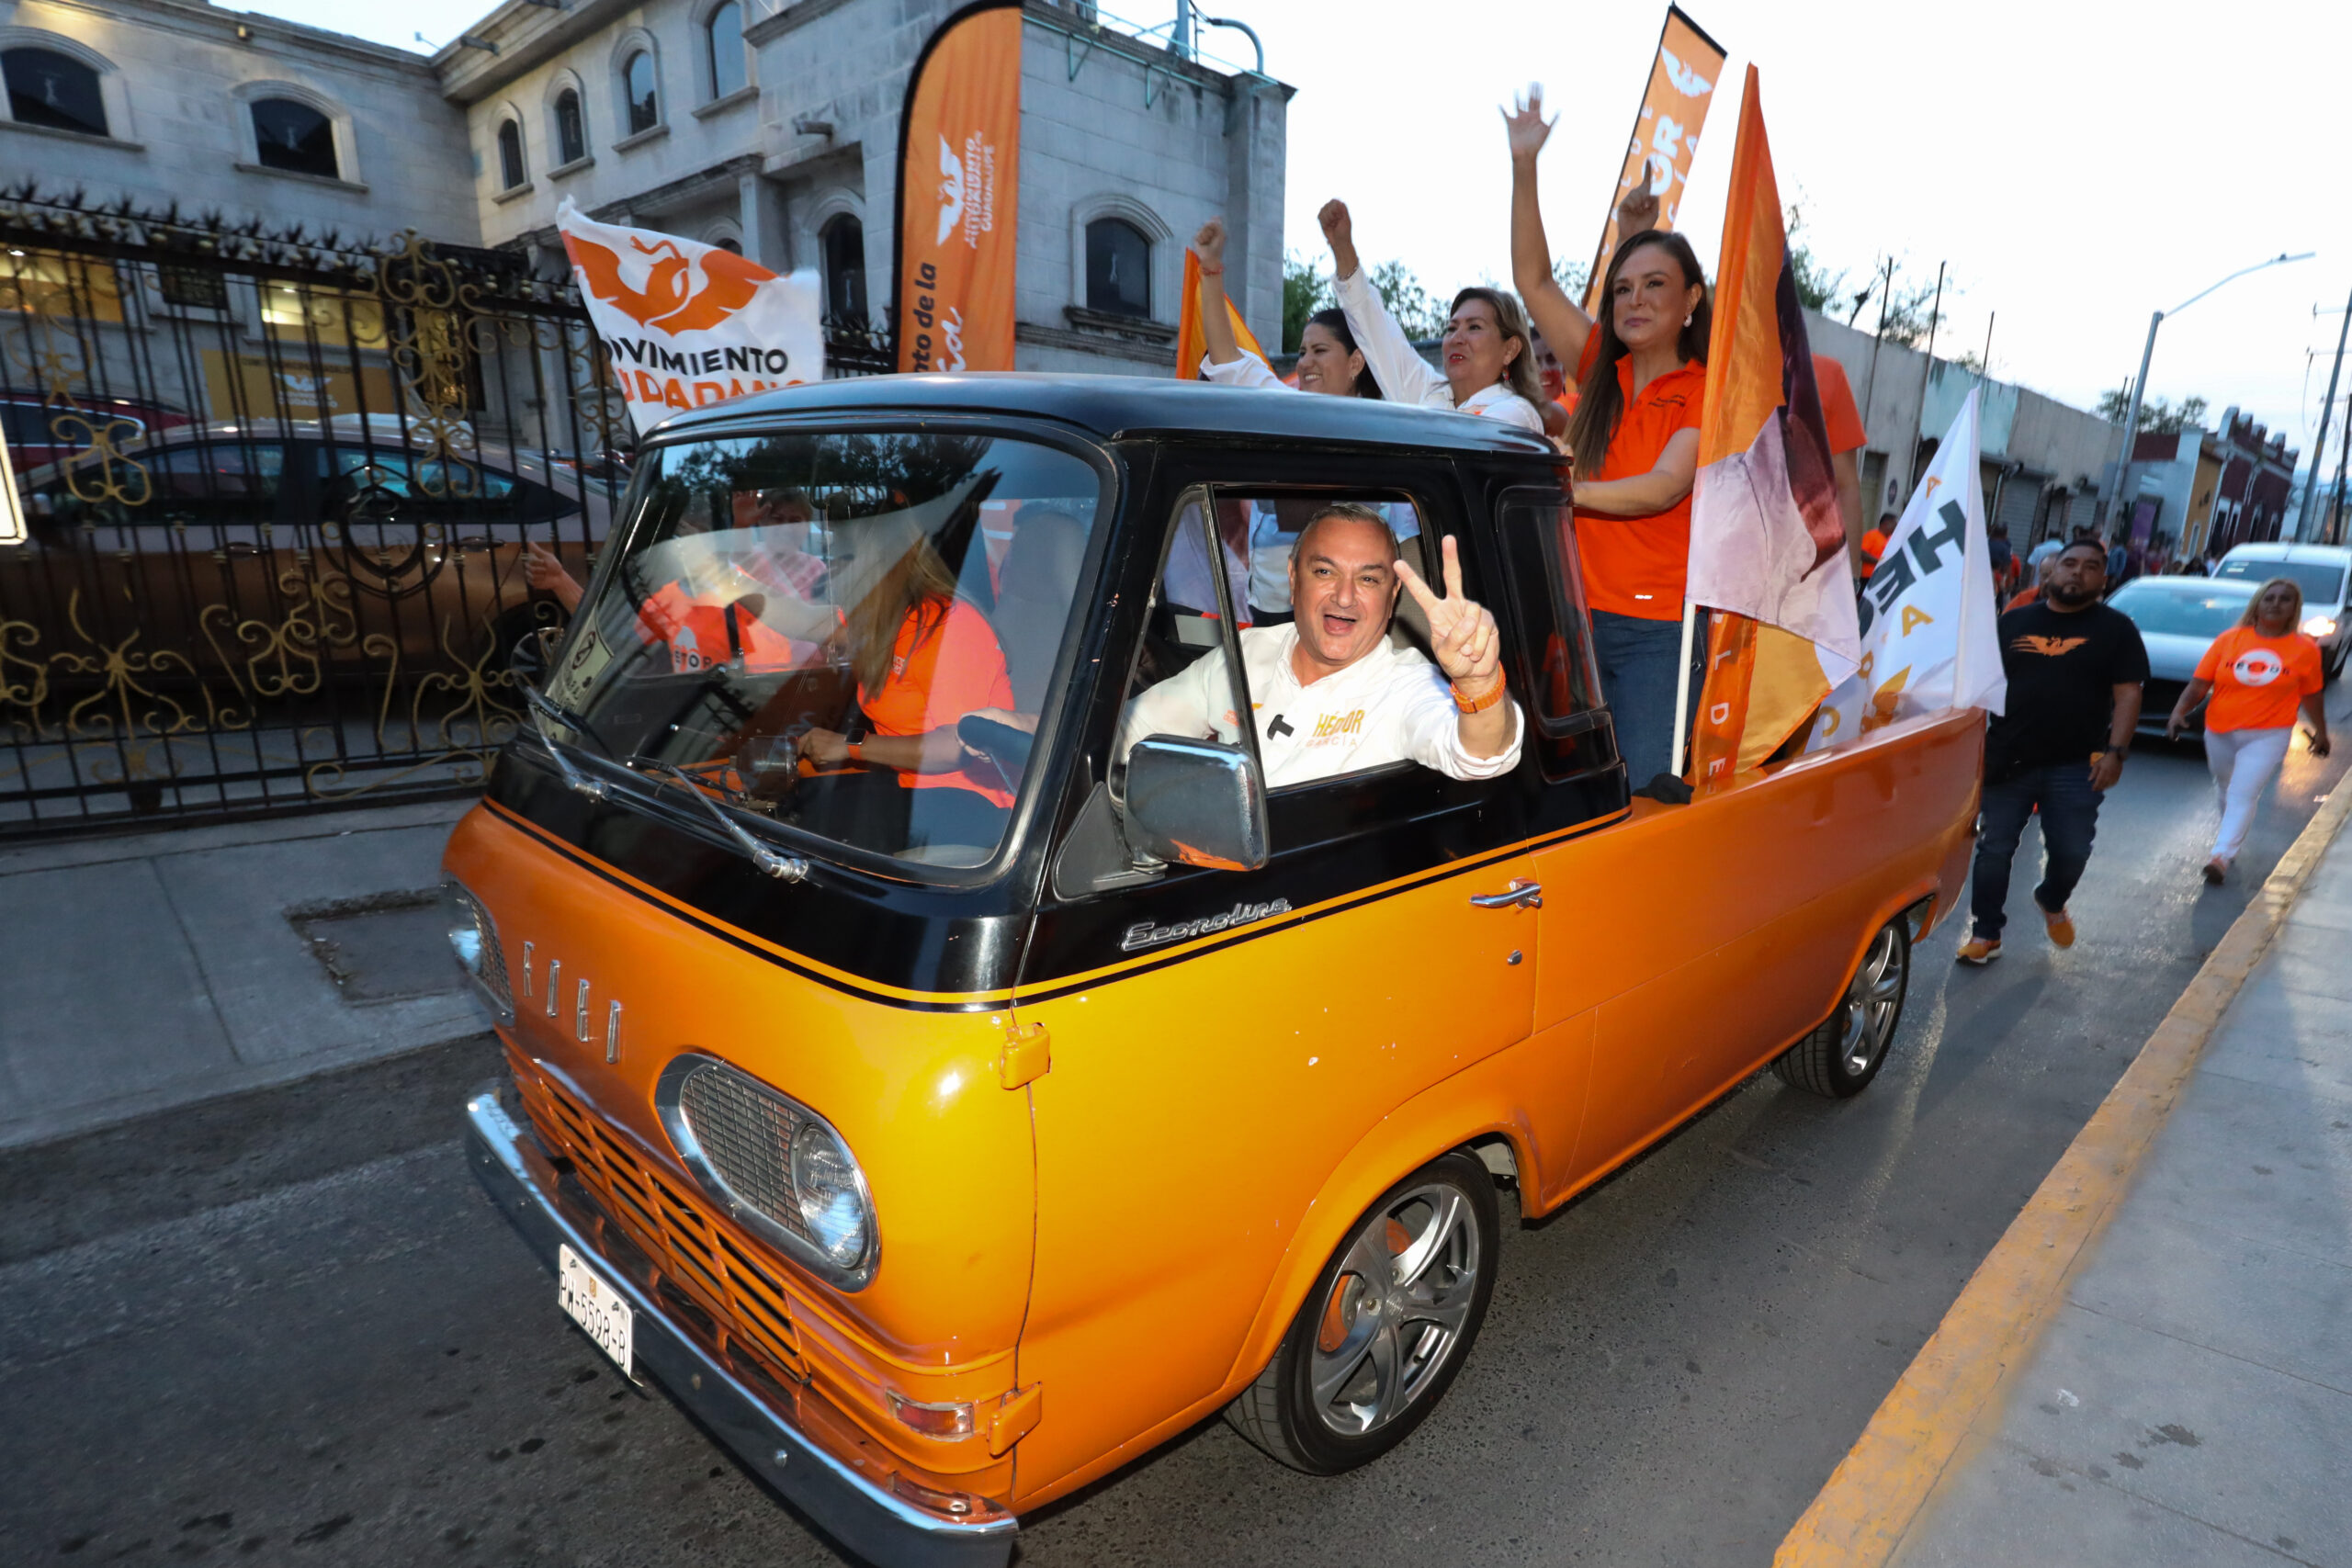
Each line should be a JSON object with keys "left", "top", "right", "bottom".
{"left": 1670, "top": 596, "right": 1697, "bottom": 776}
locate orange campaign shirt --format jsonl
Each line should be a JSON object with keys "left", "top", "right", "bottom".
{"left": 860, "top": 598, "right": 1017, "bottom": 806}
{"left": 1573, "top": 356, "right": 1707, "bottom": 621}
{"left": 2194, "top": 626, "right": 2324, "bottom": 734}
{"left": 636, "top": 581, "right": 808, "bottom": 674}
{"left": 1814, "top": 354, "right": 1866, "bottom": 454}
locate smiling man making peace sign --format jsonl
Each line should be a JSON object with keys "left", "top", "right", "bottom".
{"left": 1119, "top": 503, "right": 1524, "bottom": 785}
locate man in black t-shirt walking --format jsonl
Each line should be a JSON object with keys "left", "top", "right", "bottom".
{"left": 1958, "top": 540, "right": 2151, "bottom": 964}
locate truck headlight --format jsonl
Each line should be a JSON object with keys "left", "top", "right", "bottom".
{"left": 2303, "top": 615, "right": 2337, "bottom": 638}
{"left": 658, "top": 1053, "right": 880, "bottom": 1288}
{"left": 442, "top": 879, "right": 514, "bottom": 1026}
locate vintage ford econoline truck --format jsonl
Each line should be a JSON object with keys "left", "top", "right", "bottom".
{"left": 446, "top": 375, "right": 1980, "bottom": 1566}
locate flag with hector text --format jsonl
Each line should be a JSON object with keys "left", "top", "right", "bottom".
{"left": 1808, "top": 390, "right": 2006, "bottom": 750}
{"left": 556, "top": 199, "right": 823, "bottom": 435}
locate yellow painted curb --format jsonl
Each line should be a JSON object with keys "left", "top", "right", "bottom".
{"left": 1775, "top": 780, "right": 2352, "bottom": 1568}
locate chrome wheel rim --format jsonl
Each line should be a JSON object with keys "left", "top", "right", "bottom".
{"left": 1837, "top": 925, "right": 1905, "bottom": 1077}
{"left": 1306, "top": 1181, "right": 1481, "bottom": 1438}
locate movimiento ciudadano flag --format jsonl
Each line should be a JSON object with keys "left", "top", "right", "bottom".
{"left": 1809, "top": 389, "right": 2006, "bottom": 750}
{"left": 895, "top": 0, "right": 1023, "bottom": 374}
{"left": 1580, "top": 5, "right": 1726, "bottom": 317}
{"left": 1682, "top": 65, "right": 1860, "bottom": 786}
{"left": 556, "top": 199, "right": 823, "bottom": 436}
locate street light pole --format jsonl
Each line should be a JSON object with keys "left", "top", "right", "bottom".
{"left": 2296, "top": 279, "right": 2352, "bottom": 540}
{"left": 2099, "top": 251, "right": 2313, "bottom": 536}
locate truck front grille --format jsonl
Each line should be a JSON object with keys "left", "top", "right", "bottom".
{"left": 505, "top": 1045, "right": 804, "bottom": 1380}
{"left": 675, "top": 1059, "right": 812, "bottom": 1247}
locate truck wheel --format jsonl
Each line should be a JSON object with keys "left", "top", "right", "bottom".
{"left": 1773, "top": 919, "right": 1910, "bottom": 1099}
{"left": 1226, "top": 1152, "right": 1498, "bottom": 1474}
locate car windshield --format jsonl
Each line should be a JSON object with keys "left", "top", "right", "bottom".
{"left": 2109, "top": 581, "right": 2255, "bottom": 637}
{"left": 2212, "top": 556, "right": 2346, "bottom": 604}
{"left": 543, "top": 429, "right": 1104, "bottom": 873}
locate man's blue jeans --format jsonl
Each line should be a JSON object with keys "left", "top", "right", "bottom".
{"left": 1970, "top": 762, "right": 2104, "bottom": 941}
{"left": 1591, "top": 608, "right": 1702, "bottom": 784}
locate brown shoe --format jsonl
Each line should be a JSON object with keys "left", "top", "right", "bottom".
{"left": 2042, "top": 906, "right": 2075, "bottom": 947}
{"left": 1956, "top": 936, "right": 2002, "bottom": 965}
{"left": 2202, "top": 858, "right": 2228, "bottom": 886}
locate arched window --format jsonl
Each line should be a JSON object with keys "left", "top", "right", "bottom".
{"left": 706, "top": 2, "right": 745, "bottom": 97}
{"left": 1085, "top": 217, "right": 1151, "bottom": 318}
{"left": 251, "top": 97, "right": 337, "bottom": 179}
{"left": 496, "top": 118, "right": 526, "bottom": 189}
{"left": 5, "top": 47, "right": 107, "bottom": 138}
{"left": 623, "top": 51, "right": 658, "bottom": 135}
{"left": 821, "top": 214, "right": 866, "bottom": 321}
{"left": 553, "top": 88, "right": 586, "bottom": 166}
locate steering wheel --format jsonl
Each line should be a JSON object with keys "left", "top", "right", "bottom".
{"left": 957, "top": 714, "right": 1035, "bottom": 774}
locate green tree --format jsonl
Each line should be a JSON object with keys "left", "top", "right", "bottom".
{"left": 1784, "top": 203, "right": 1848, "bottom": 314}
{"left": 1282, "top": 252, "right": 1330, "bottom": 354}
{"left": 1369, "top": 259, "right": 1446, "bottom": 340}
{"left": 2096, "top": 387, "right": 2211, "bottom": 434}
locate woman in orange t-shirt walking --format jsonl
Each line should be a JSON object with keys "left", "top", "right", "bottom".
{"left": 2165, "top": 577, "right": 2332, "bottom": 883}
{"left": 1506, "top": 88, "right": 1709, "bottom": 784}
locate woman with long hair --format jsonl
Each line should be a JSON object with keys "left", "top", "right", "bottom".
{"left": 1506, "top": 86, "right": 1711, "bottom": 784}
{"left": 2165, "top": 576, "right": 2332, "bottom": 883}
{"left": 1309, "top": 200, "right": 1545, "bottom": 434}
{"left": 798, "top": 513, "right": 1016, "bottom": 847}
{"left": 1191, "top": 218, "right": 1380, "bottom": 399}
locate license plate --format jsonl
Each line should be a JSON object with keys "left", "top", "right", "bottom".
{"left": 558, "top": 1244, "right": 635, "bottom": 1379}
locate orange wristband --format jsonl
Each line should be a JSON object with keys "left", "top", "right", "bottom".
{"left": 1452, "top": 678, "right": 1505, "bottom": 714}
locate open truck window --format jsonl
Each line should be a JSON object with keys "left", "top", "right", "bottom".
{"left": 543, "top": 428, "right": 1104, "bottom": 873}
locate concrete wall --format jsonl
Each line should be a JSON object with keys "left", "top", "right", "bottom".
{"left": 1, "top": 0, "right": 477, "bottom": 243}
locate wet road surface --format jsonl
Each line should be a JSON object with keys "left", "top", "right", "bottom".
{"left": 6, "top": 692, "right": 2346, "bottom": 1567}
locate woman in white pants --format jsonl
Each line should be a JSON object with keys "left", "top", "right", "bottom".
{"left": 2166, "top": 577, "right": 2332, "bottom": 882}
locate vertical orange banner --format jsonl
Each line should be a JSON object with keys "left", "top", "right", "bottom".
{"left": 1580, "top": 6, "right": 1727, "bottom": 317}
{"left": 895, "top": 0, "right": 1023, "bottom": 373}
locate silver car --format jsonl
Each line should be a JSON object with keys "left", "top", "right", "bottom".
{"left": 2211, "top": 542, "right": 2351, "bottom": 680}
{"left": 2107, "top": 577, "right": 2257, "bottom": 738}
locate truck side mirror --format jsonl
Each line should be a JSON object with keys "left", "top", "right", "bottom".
{"left": 1122, "top": 736, "right": 1269, "bottom": 873}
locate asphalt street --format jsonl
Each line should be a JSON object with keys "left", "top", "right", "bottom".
{"left": 6, "top": 686, "right": 2348, "bottom": 1568}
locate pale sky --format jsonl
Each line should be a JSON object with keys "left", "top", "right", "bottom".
{"left": 243, "top": 0, "right": 2352, "bottom": 475}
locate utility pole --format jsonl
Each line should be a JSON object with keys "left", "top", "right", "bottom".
{"left": 1905, "top": 261, "right": 1945, "bottom": 499}
{"left": 2332, "top": 383, "right": 2351, "bottom": 544}
{"left": 1980, "top": 311, "right": 1995, "bottom": 378}
{"left": 2296, "top": 278, "right": 2352, "bottom": 540}
{"left": 1860, "top": 256, "right": 1894, "bottom": 438}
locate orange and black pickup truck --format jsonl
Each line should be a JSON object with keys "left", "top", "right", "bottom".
{"left": 444, "top": 374, "right": 1980, "bottom": 1567}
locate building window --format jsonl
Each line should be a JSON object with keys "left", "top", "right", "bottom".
{"left": 553, "top": 89, "right": 586, "bottom": 165}
{"left": 706, "top": 3, "right": 745, "bottom": 97}
{"left": 712, "top": 236, "right": 742, "bottom": 254}
{"left": 5, "top": 48, "right": 107, "bottom": 138}
{"left": 496, "top": 118, "right": 526, "bottom": 189}
{"left": 821, "top": 214, "right": 866, "bottom": 321}
{"left": 251, "top": 98, "right": 337, "bottom": 179}
{"left": 623, "top": 51, "right": 658, "bottom": 134}
{"left": 1085, "top": 217, "right": 1151, "bottom": 319}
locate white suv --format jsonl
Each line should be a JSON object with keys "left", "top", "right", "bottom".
{"left": 2212, "top": 541, "right": 2352, "bottom": 680}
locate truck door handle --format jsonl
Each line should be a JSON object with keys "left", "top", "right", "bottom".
{"left": 1470, "top": 880, "right": 1543, "bottom": 910}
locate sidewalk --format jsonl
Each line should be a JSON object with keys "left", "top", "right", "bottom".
{"left": 0, "top": 797, "right": 484, "bottom": 1151}
{"left": 1890, "top": 822, "right": 2352, "bottom": 1565}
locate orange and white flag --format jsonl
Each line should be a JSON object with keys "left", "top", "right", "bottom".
{"left": 1682, "top": 67, "right": 1860, "bottom": 786}
{"left": 556, "top": 199, "right": 823, "bottom": 435}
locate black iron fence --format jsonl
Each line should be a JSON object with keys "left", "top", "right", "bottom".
{"left": 0, "top": 187, "right": 892, "bottom": 836}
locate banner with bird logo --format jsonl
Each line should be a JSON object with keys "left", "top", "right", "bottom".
{"left": 895, "top": 0, "right": 1023, "bottom": 375}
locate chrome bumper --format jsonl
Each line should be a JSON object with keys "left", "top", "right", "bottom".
{"left": 463, "top": 1083, "right": 1018, "bottom": 1568}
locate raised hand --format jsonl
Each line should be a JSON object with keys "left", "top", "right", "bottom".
{"left": 1617, "top": 167, "right": 1661, "bottom": 233}
{"left": 1394, "top": 535, "right": 1502, "bottom": 695}
{"left": 1502, "top": 85, "right": 1554, "bottom": 162}
{"left": 1317, "top": 198, "right": 1352, "bottom": 253}
{"left": 1191, "top": 217, "right": 1227, "bottom": 270}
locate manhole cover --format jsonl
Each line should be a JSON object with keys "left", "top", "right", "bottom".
{"left": 291, "top": 890, "right": 464, "bottom": 1003}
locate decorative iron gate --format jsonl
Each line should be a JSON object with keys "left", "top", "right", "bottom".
{"left": 0, "top": 188, "right": 887, "bottom": 837}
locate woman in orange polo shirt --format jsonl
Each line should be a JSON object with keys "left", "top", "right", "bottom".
{"left": 1507, "top": 89, "right": 1709, "bottom": 784}
{"left": 2164, "top": 577, "right": 2331, "bottom": 883}
{"left": 799, "top": 521, "right": 1017, "bottom": 852}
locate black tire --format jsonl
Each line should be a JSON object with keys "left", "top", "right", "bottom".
{"left": 1226, "top": 1151, "right": 1498, "bottom": 1474}
{"left": 1773, "top": 919, "right": 1910, "bottom": 1098}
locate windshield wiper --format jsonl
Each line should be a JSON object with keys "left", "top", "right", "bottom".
{"left": 521, "top": 685, "right": 608, "bottom": 801}
{"left": 630, "top": 757, "right": 808, "bottom": 882}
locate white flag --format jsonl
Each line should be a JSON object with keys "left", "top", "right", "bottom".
{"left": 556, "top": 198, "right": 824, "bottom": 435}
{"left": 1809, "top": 389, "right": 2006, "bottom": 751}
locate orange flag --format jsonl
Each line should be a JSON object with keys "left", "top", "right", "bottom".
{"left": 1174, "top": 250, "right": 1270, "bottom": 379}
{"left": 1580, "top": 6, "right": 1727, "bottom": 317}
{"left": 1682, "top": 67, "right": 1860, "bottom": 789}
{"left": 895, "top": 1, "right": 1022, "bottom": 373}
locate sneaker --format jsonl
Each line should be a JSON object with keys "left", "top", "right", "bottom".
{"left": 2042, "top": 906, "right": 2075, "bottom": 947}
{"left": 1956, "top": 936, "right": 2002, "bottom": 965}
{"left": 2202, "top": 858, "right": 2228, "bottom": 886}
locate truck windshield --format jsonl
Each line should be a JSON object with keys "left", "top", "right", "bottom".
{"left": 544, "top": 429, "right": 1104, "bottom": 872}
